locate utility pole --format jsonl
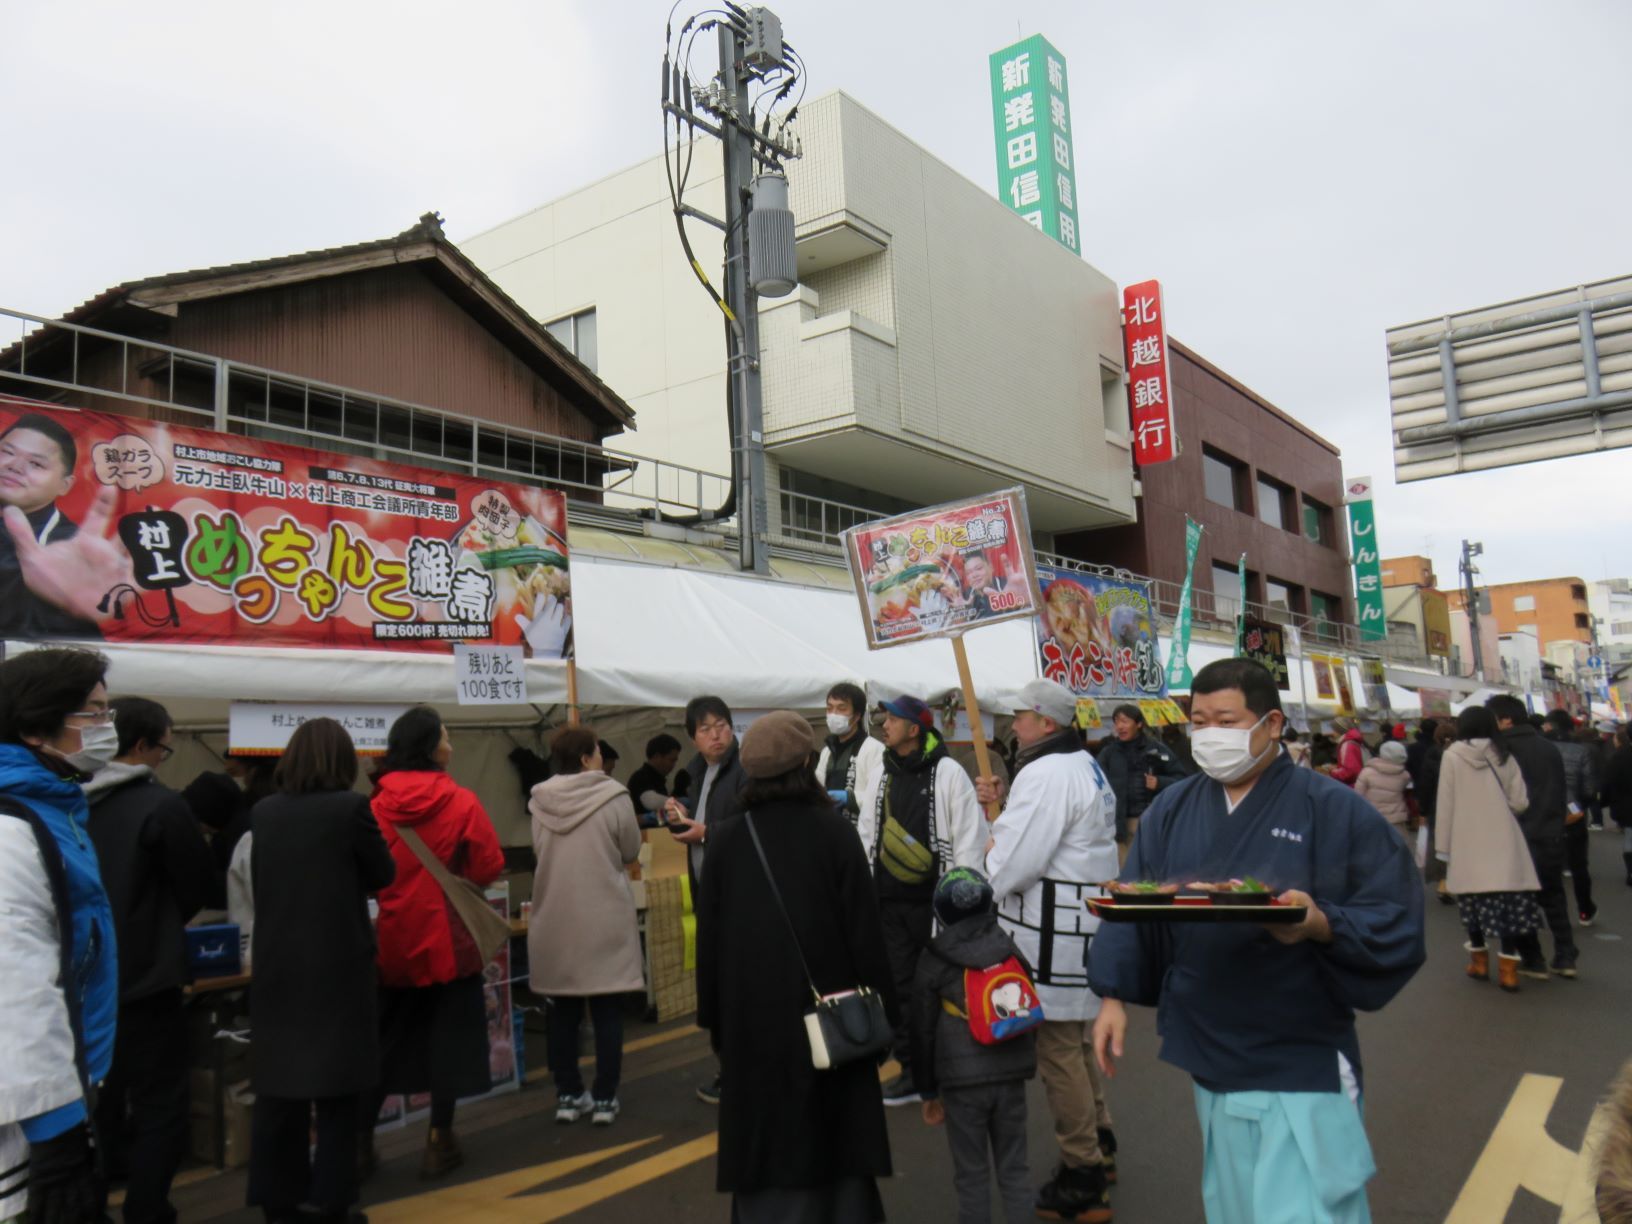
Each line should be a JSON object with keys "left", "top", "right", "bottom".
{"left": 662, "top": 6, "right": 800, "bottom": 574}
{"left": 1460, "top": 539, "right": 1485, "bottom": 679}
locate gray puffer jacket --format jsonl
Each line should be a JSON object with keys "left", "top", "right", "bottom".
{"left": 1547, "top": 731, "right": 1598, "bottom": 809}
{"left": 909, "top": 912, "right": 1038, "bottom": 1097}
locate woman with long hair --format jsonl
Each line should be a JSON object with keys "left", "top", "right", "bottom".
{"left": 1435, "top": 706, "right": 1538, "bottom": 992}
{"left": 526, "top": 726, "right": 643, "bottom": 1125}
{"left": 363, "top": 706, "right": 504, "bottom": 1180}
{"left": 696, "top": 710, "right": 896, "bottom": 1223}
{"left": 248, "top": 718, "right": 394, "bottom": 1224}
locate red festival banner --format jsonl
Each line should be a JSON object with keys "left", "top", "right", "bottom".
{"left": 0, "top": 396, "right": 571, "bottom": 656}
{"left": 1121, "top": 279, "right": 1178, "bottom": 465}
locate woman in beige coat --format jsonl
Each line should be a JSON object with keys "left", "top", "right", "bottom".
{"left": 1435, "top": 706, "right": 1539, "bottom": 992}
{"left": 528, "top": 727, "right": 643, "bottom": 1125}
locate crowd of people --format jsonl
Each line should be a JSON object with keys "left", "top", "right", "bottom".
{"left": 6, "top": 638, "right": 1632, "bottom": 1223}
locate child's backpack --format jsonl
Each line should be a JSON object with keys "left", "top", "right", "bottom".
{"left": 960, "top": 956, "right": 1044, "bottom": 1045}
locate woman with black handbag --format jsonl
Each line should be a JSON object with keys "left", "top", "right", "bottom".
{"left": 696, "top": 709, "right": 897, "bottom": 1224}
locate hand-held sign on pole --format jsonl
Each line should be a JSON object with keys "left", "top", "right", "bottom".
{"left": 839, "top": 488, "right": 1041, "bottom": 826}
{"left": 566, "top": 658, "right": 581, "bottom": 727}
{"left": 951, "top": 634, "right": 1000, "bottom": 821}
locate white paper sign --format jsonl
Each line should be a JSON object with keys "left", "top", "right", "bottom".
{"left": 453, "top": 644, "right": 528, "bottom": 705}
{"left": 229, "top": 703, "right": 409, "bottom": 756}
{"left": 945, "top": 710, "right": 996, "bottom": 745}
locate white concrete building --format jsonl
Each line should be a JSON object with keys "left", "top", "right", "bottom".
{"left": 460, "top": 91, "right": 1137, "bottom": 550}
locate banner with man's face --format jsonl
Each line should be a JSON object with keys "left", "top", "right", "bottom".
{"left": 841, "top": 488, "right": 1039, "bottom": 650}
{"left": 0, "top": 396, "right": 572, "bottom": 657}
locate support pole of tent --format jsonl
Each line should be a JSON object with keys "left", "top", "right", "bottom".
{"left": 951, "top": 634, "right": 999, "bottom": 821}
{"left": 566, "top": 659, "right": 581, "bottom": 727}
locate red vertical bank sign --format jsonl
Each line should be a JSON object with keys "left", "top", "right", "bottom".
{"left": 1121, "top": 279, "right": 1178, "bottom": 465}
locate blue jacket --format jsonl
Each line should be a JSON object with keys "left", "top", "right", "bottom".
{"left": 1087, "top": 752, "right": 1424, "bottom": 1094}
{"left": 0, "top": 742, "right": 118, "bottom": 1139}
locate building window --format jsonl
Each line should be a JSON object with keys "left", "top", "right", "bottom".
{"left": 1265, "top": 578, "right": 1303, "bottom": 617}
{"left": 1311, "top": 589, "right": 1343, "bottom": 629}
{"left": 1203, "top": 447, "right": 1249, "bottom": 511}
{"left": 1212, "top": 561, "right": 1249, "bottom": 619}
{"left": 1256, "top": 475, "right": 1294, "bottom": 532}
{"left": 544, "top": 307, "right": 598, "bottom": 373}
{"left": 1575, "top": 613, "right": 1591, "bottom": 630}
{"left": 1572, "top": 583, "right": 1587, "bottom": 602}
{"left": 1301, "top": 496, "right": 1334, "bottom": 546}
{"left": 1513, "top": 595, "right": 1536, "bottom": 612}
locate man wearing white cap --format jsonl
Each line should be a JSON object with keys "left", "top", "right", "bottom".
{"left": 977, "top": 677, "right": 1121, "bottom": 1222}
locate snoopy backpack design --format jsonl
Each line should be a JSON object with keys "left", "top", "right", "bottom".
{"left": 959, "top": 956, "right": 1044, "bottom": 1045}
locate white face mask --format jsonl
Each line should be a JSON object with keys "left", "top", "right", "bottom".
{"left": 826, "top": 712, "right": 855, "bottom": 737}
{"left": 49, "top": 722, "right": 121, "bottom": 775}
{"left": 1190, "top": 712, "right": 1275, "bottom": 785}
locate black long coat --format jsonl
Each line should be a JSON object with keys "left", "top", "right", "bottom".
{"left": 250, "top": 789, "right": 395, "bottom": 1099}
{"left": 696, "top": 795, "right": 896, "bottom": 1193}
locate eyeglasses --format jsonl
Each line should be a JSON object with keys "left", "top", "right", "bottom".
{"left": 67, "top": 709, "right": 114, "bottom": 726}
{"left": 158, "top": 744, "right": 175, "bottom": 762}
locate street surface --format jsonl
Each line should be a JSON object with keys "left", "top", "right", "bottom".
{"left": 171, "top": 830, "right": 1632, "bottom": 1222}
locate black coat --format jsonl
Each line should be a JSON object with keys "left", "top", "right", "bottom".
{"left": 1501, "top": 724, "right": 1567, "bottom": 842}
{"left": 1605, "top": 746, "right": 1632, "bottom": 824}
{"left": 681, "top": 741, "right": 748, "bottom": 889}
{"left": 1099, "top": 732, "right": 1189, "bottom": 838}
{"left": 696, "top": 796, "right": 896, "bottom": 1193}
{"left": 909, "top": 912, "right": 1036, "bottom": 1097}
{"left": 249, "top": 788, "right": 395, "bottom": 1099}
{"left": 85, "top": 770, "right": 218, "bottom": 1001}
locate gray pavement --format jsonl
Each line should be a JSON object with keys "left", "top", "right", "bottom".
{"left": 173, "top": 828, "right": 1632, "bottom": 1222}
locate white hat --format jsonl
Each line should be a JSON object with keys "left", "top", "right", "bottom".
{"left": 1007, "top": 678, "right": 1078, "bottom": 728}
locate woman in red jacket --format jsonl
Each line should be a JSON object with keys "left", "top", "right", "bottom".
{"left": 363, "top": 706, "right": 505, "bottom": 1180}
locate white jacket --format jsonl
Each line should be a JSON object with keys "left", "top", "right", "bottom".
{"left": 0, "top": 816, "right": 82, "bottom": 1215}
{"left": 986, "top": 749, "right": 1120, "bottom": 1022}
{"left": 814, "top": 735, "right": 886, "bottom": 838}
{"left": 856, "top": 751, "right": 987, "bottom": 874}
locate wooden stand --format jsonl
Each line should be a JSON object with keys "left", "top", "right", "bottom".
{"left": 951, "top": 634, "right": 1000, "bottom": 821}
{"left": 566, "top": 657, "right": 581, "bottom": 727}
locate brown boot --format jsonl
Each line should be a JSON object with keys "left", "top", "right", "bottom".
{"left": 1497, "top": 953, "right": 1521, "bottom": 993}
{"left": 1465, "top": 943, "right": 1489, "bottom": 981}
{"left": 419, "top": 1127, "right": 463, "bottom": 1180}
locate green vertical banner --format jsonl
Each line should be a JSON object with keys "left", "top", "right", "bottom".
{"left": 989, "top": 35, "right": 1080, "bottom": 254}
{"left": 1167, "top": 517, "right": 1204, "bottom": 690}
{"left": 1345, "top": 476, "right": 1387, "bottom": 641}
{"left": 1235, "top": 552, "right": 1248, "bottom": 652}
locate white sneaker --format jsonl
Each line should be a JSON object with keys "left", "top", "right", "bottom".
{"left": 591, "top": 1098, "right": 620, "bottom": 1126}
{"left": 555, "top": 1090, "right": 593, "bottom": 1123}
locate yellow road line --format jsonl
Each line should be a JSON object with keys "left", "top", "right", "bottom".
{"left": 367, "top": 1135, "right": 665, "bottom": 1222}
{"left": 1446, "top": 1073, "right": 1578, "bottom": 1221}
{"left": 524, "top": 1024, "right": 706, "bottom": 1084}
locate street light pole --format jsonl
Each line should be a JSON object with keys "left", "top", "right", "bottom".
{"left": 1460, "top": 539, "right": 1485, "bottom": 679}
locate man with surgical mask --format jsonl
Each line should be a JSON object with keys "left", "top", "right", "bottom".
{"left": 812, "top": 681, "right": 884, "bottom": 835}
{"left": 1088, "top": 658, "right": 1425, "bottom": 1224}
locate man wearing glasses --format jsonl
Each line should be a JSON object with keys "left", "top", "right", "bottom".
{"left": 84, "top": 696, "right": 218, "bottom": 1224}
{"left": 663, "top": 695, "right": 747, "bottom": 1106}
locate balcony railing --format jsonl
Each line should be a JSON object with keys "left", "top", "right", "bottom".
{"left": 0, "top": 305, "right": 732, "bottom": 523}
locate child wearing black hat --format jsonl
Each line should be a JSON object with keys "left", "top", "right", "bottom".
{"left": 910, "top": 867, "right": 1042, "bottom": 1224}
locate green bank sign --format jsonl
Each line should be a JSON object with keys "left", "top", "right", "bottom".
{"left": 989, "top": 34, "right": 1080, "bottom": 255}
{"left": 1345, "top": 476, "right": 1387, "bottom": 641}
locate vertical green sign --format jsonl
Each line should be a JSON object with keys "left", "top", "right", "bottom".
{"left": 1235, "top": 552, "right": 1248, "bottom": 651}
{"left": 1346, "top": 477, "right": 1387, "bottom": 641}
{"left": 989, "top": 35, "right": 1079, "bottom": 255}
{"left": 1168, "top": 517, "right": 1204, "bottom": 690}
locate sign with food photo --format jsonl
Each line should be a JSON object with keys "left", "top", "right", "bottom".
{"left": 0, "top": 395, "right": 571, "bottom": 656}
{"left": 841, "top": 488, "right": 1039, "bottom": 650}
{"left": 1035, "top": 565, "right": 1167, "bottom": 699}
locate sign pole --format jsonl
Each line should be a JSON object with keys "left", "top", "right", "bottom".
{"left": 566, "top": 658, "right": 581, "bottom": 727}
{"left": 951, "top": 634, "right": 1000, "bottom": 821}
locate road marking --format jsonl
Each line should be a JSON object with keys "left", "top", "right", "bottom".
{"left": 524, "top": 1023, "right": 705, "bottom": 1084}
{"left": 1445, "top": 1073, "right": 1606, "bottom": 1222}
{"left": 368, "top": 1134, "right": 674, "bottom": 1221}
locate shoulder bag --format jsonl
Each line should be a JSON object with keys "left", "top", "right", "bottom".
{"left": 744, "top": 812, "right": 892, "bottom": 1071}
{"left": 397, "top": 824, "right": 511, "bottom": 965}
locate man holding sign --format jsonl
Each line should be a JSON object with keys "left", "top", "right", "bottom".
{"left": 855, "top": 696, "right": 985, "bottom": 1106}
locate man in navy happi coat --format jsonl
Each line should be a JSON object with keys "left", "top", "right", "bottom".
{"left": 1089, "top": 658, "right": 1424, "bottom": 1224}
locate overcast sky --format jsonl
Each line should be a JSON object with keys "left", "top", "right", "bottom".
{"left": 4, "top": 0, "right": 1629, "bottom": 587}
